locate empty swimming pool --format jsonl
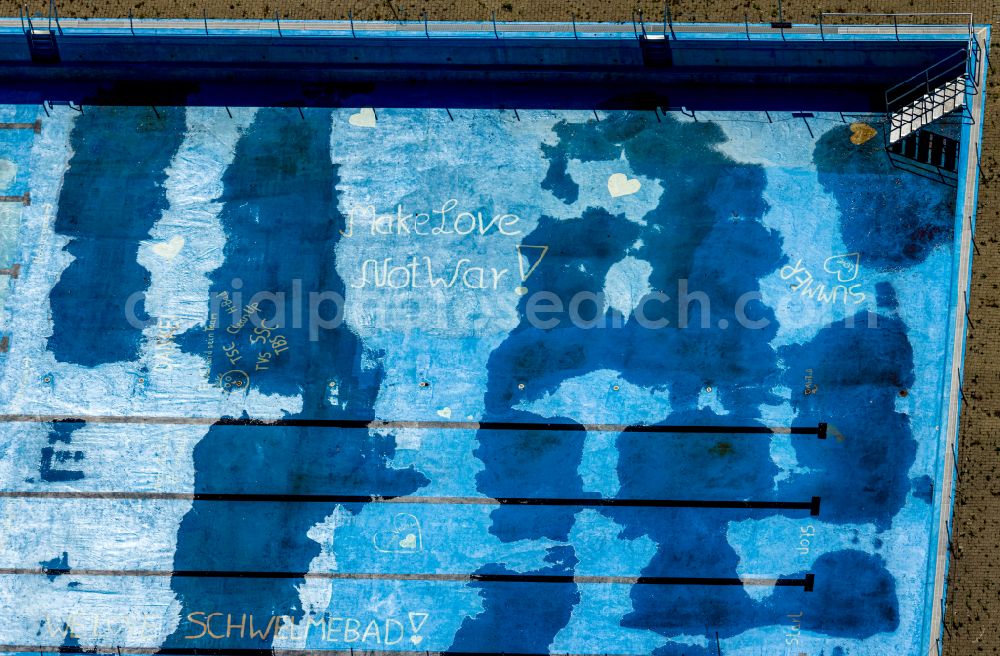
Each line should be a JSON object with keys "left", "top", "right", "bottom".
{"left": 0, "top": 16, "right": 989, "bottom": 656}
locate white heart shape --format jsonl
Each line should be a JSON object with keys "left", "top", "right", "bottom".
{"left": 151, "top": 235, "right": 185, "bottom": 260}
{"left": 608, "top": 173, "right": 641, "bottom": 198}
{"left": 822, "top": 252, "right": 861, "bottom": 283}
{"left": 348, "top": 108, "right": 377, "bottom": 128}
{"left": 399, "top": 533, "right": 417, "bottom": 549}
{"left": 436, "top": 407, "right": 452, "bottom": 419}
{"left": 410, "top": 636, "right": 424, "bottom": 646}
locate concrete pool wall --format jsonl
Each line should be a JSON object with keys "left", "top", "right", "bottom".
{"left": 0, "top": 18, "right": 977, "bottom": 109}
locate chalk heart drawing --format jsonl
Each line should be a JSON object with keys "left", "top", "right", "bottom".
{"left": 608, "top": 173, "right": 641, "bottom": 198}
{"left": 348, "top": 108, "right": 377, "bottom": 128}
{"left": 849, "top": 122, "right": 877, "bottom": 145}
{"left": 373, "top": 513, "right": 423, "bottom": 553}
{"left": 408, "top": 612, "right": 428, "bottom": 645}
{"left": 436, "top": 407, "right": 452, "bottom": 419}
{"left": 151, "top": 235, "right": 185, "bottom": 260}
{"left": 823, "top": 252, "right": 861, "bottom": 283}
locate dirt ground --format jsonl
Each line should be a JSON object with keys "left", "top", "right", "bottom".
{"left": 2, "top": 0, "right": 1000, "bottom": 654}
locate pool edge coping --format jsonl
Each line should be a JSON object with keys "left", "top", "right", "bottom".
{"left": 925, "top": 22, "right": 990, "bottom": 656}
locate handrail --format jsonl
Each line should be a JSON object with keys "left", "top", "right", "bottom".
{"left": 886, "top": 46, "right": 970, "bottom": 109}
{"left": 51, "top": 0, "right": 62, "bottom": 35}
{"left": 968, "top": 36, "right": 983, "bottom": 89}
{"left": 883, "top": 29, "right": 980, "bottom": 150}
{"left": 820, "top": 11, "right": 973, "bottom": 20}
{"left": 663, "top": 0, "right": 675, "bottom": 39}
{"left": 819, "top": 11, "right": 973, "bottom": 40}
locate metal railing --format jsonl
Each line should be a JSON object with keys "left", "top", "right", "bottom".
{"left": 886, "top": 46, "right": 974, "bottom": 113}
{"left": 18, "top": 0, "right": 61, "bottom": 35}
{"left": 819, "top": 12, "right": 972, "bottom": 40}
{"left": 0, "top": 8, "right": 980, "bottom": 42}
{"left": 880, "top": 31, "right": 978, "bottom": 174}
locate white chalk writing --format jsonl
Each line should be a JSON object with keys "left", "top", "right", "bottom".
{"left": 780, "top": 258, "right": 866, "bottom": 305}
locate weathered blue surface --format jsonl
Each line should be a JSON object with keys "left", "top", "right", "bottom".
{"left": 48, "top": 107, "right": 185, "bottom": 366}
{"left": 0, "top": 103, "right": 974, "bottom": 656}
{"left": 163, "top": 107, "right": 428, "bottom": 650}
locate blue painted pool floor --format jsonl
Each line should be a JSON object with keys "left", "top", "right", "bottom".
{"left": 0, "top": 106, "right": 968, "bottom": 655}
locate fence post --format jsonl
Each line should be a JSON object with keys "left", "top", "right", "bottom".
{"left": 893, "top": 13, "right": 899, "bottom": 41}
{"left": 129, "top": 8, "right": 134, "bottom": 35}
{"left": 203, "top": 8, "right": 209, "bottom": 35}
{"left": 275, "top": 10, "right": 281, "bottom": 36}
{"left": 572, "top": 12, "right": 578, "bottom": 39}
{"left": 492, "top": 10, "right": 499, "bottom": 38}
{"left": 818, "top": 11, "right": 824, "bottom": 40}
{"left": 423, "top": 11, "right": 429, "bottom": 38}
{"left": 349, "top": 9, "right": 356, "bottom": 38}
{"left": 947, "top": 519, "right": 955, "bottom": 558}
{"left": 965, "top": 289, "right": 974, "bottom": 333}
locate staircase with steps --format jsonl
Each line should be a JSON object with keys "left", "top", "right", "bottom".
{"left": 882, "top": 36, "right": 980, "bottom": 183}
{"left": 888, "top": 77, "right": 965, "bottom": 143}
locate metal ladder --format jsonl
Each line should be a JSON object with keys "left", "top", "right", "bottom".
{"left": 19, "top": 0, "right": 62, "bottom": 63}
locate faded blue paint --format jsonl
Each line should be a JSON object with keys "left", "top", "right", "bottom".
{"left": 165, "top": 108, "right": 428, "bottom": 650}
{"left": 0, "top": 99, "right": 980, "bottom": 656}
{"left": 39, "top": 422, "right": 84, "bottom": 482}
{"left": 47, "top": 106, "right": 185, "bottom": 366}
